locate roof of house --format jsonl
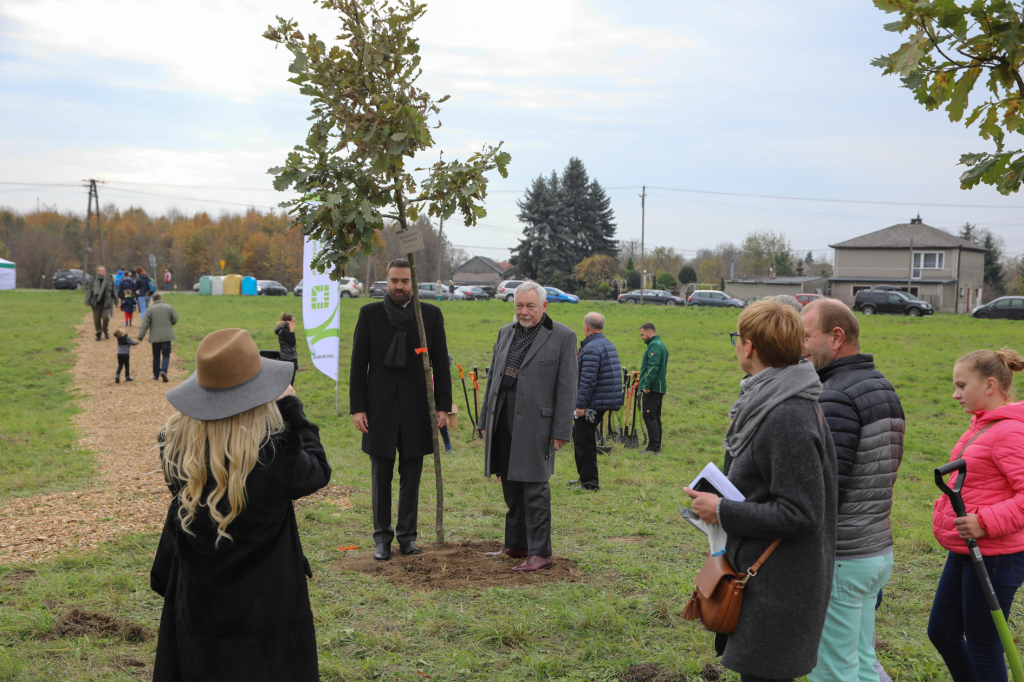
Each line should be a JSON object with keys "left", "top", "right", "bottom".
{"left": 454, "top": 255, "right": 513, "bottom": 275}
{"left": 726, "top": 276, "right": 827, "bottom": 284}
{"left": 829, "top": 218, "right": 987, "bottom": 252}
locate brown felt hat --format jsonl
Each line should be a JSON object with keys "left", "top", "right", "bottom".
{"left": 166, "top": 329, "right": 294, "bottom": 420}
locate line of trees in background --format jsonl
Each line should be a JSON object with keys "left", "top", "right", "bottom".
{"left": 0, "top": 206, "right": 466, "bottom": 290}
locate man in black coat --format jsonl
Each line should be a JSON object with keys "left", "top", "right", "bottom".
{"left": 350, "top": 258, "right": 451, "bottom": 561}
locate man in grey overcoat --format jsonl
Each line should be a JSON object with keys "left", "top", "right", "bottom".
{"left": 478, "top": 281, "right": 577, "bottom": 573}
{"left": 85, "top": 265, "right": 117, "bottom": 341}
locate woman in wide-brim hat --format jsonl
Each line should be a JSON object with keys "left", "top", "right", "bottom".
{"left": 150, "top": 328, "right": 331, "bottom": 682}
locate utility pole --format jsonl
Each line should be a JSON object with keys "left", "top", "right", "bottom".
{"left": 639, "top": 186, "right": 646, "bottom": 306}
{"left": 83, "top": 179, "right": 106, "bottom": 269}
{"left": 435, "top": 215, "right": 445, "bottom": 282}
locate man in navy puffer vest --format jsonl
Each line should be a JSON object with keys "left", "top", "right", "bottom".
{"left": 572, "top": 312, "right": 623, "bottom": 491}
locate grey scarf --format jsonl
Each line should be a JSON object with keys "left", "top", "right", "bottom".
{"left": 723, "top": 360, "right": 821, "bottom": 464}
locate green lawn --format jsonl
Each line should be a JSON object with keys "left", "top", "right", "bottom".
{"left": 0, "top": 291, "right": 93, "bottom": 498}
{"left": 2, "top": 291, "right": 1024, "bottom": 681}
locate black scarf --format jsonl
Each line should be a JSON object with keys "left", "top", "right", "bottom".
{"left": 383, "top": 293, "right": 414, "bottom": 369}
{"left": 500, "top": 315, "right": 546, "bottom": 388}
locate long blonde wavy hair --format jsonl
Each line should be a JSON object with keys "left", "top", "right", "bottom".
{"left": 161, "top": 402, "right": 284, "bottom": 544}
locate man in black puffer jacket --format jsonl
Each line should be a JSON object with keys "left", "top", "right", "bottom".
{"left": 802, "top": 298, "right": 904, "bottom": 682}
{"left": 572, "top": 312, "right": 622, "bottom": 491}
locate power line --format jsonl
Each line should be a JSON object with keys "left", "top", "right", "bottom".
{"left": 102, "top": 186, "right": 281, "bottom": 210}
{"left": 0, "top": 181, "right": 83, "bottom": 187}
{"left": 647, "top": 185, "right": 1024, "bottom": 210}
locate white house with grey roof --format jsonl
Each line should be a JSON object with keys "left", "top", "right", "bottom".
{"left": 829, "top": 217, "right": 986, "bottom": 314}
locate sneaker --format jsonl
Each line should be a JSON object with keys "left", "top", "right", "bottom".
{"left": 104, "top": 332, "right": 110, "bottom": 339}
{"left": 115, "top": 375, "right": 120, "bottom": 384}
{"left": 95, "top": 333, "right": 102, "bottom": 341}
{"left": 126, "top": 377, "right": 133, "bottom": 382}
{"left": 160, "top": 371, "right": 168, "bottom": 383}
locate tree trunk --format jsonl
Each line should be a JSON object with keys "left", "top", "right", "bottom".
{"left": 406, "top": 250, "right": 445, "bottom": 545}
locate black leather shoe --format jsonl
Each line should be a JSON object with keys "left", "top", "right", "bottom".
{"left": 373, "top": 543, "right": 391, "bottom": 561}
{"left": 567, "top": 479, "right": 580, "bottom": 487}
{"left": 399, "top": 541, "right": 421, "bottom": 556}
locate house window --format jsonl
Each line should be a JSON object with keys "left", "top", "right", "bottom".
{"left": 912, "top": 251, "right": 944, "bottom": 279}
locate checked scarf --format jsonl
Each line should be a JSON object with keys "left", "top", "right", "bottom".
{"left": 499, "top": 315, "right": 545, "bottom": 389}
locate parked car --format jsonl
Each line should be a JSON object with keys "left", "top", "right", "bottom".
{"left": 193, "top": 282, "right": 200, "bottom": 292}
{"left": 544, "top": 287, "right": 579, "bottom": 304}
{"left": 418, "top": 282, "right": 451, "bottom": 300}
{"left": 338, "top": 277, "right": 361, "bottom": 298}
{"left": 687, "top": 290, "right": 746, "bottom": 308}
{"left": 497, "top": 280, "right": 526, "bottom": 302}
{"left": 853, "top": 289, "right": 933, "bottom": 316}
{"left": 972, "top": 296, "right": 1024, "bottom": 320}
{"left": 454, "top": 286, "right": 489, "bottom": 301}
{"left": 618, "top": 289, "right": 686, "bottom": 306}
{"left": 294, "top": 279, "right": 303, "bottom": 297}
{"left": 479, "top": 285, "right": 495, "bottom": 297}
{"left": 52, "top": 269, "right": 87, "bottom": 290}
{"left": 795, "top": 293, "right": 822, "bottom": 306}
{"left": 256, "top": 280, "right": 289, "bottom": 296}
{"left": 369, "top": 281, "right": 387, "bottom": 298}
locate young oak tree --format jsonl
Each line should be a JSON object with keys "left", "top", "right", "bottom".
{"left": 872, "top": 1, "right": 1024, "bottom": 194}
{"left": 264, "top": 0, "right": 510, "bottom": 544}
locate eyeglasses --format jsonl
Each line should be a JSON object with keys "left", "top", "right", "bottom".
{"left": 729, "top": 332, "right": 742, "bottom": 347}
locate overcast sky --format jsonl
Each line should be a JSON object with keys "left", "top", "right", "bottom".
{"left": 3, "top": 0, "right": 1024, "bottom": 261}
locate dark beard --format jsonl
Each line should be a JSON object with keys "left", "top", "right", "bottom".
{"left": 389, "top": 288, "right": 410, "bottom": 306}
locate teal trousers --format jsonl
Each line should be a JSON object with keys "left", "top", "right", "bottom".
{"left": 809, "top": 552, "right": 894, "bottom": 682}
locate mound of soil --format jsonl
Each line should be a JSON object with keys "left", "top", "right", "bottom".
{"left": 333, "top": 540, "right": 583, "bottom": 591}
{"left": 53, "top": 608, "right": 152, "bottom": 642}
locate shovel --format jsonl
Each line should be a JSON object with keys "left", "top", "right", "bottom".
{"left": 935, "top": 459, "right": 1024, "bottom": 682}
{"left": 455, "top": 362, "right": 476, "bottom": 433}
{"left": 623, "top": 373, "right": 641, "bottom": 449}
{"left": 471, "top": 367, "right": 482, "bottom": 440}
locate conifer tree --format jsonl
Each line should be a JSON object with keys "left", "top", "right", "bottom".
{"left": 587, "top": 179, "right": 618, "bottom": 258}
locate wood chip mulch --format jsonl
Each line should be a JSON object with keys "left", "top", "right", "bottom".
{"left": 0, "top": 316, "right": 182, "bottom": 563}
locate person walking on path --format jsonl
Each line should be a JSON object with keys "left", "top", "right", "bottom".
{"left": 349, "top": 258, "right": 451, "bottom": 562}
{"left": 801, "top": 299, "right": 905, "bottom": 682}
{"left": 120, "top": 288, "right": 137, "bottom": 328}
{"left": 478, "top": 281, "right": 577, "bottom": 572}
{"left": 638, "top": 322, "right": 668, "bottom": 454}
{"left": 685, "top": 298, "right": 838, "bottom": 682}
{"left": 928, "top": 348, "right": 1024, "bottom": 682}
{"left": 113, "top": 328, "right": 138, "bottom": 383}
{"left": 134, "top": 267, "right": 153, "bottom": 317}
{"left": 163, "top": 268, "right": 172, "bottom": 292}
{"left": 138, "top": 293, "right": 178, "bottom": 382}
{"left": 571, "top": 311, "right": 622, "bottom": 491}
{"left": 85, "top": 265, "right": 117, "bottom": 341}
{"left": 151, "top": 328, "right": 329, "bottom": 682}
{"left": 275, "top": 313, "right": 298, "bottom": 385}
{"left": 117, "top": 270, "right": 135, "bottom": 308}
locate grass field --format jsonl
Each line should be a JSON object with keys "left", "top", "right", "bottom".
{"left": 2, "top": 289, "right": 1024, "bottom": 681}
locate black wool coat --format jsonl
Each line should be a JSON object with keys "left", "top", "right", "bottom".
{"left": 349, "top": 300, "right": 452, "bottom": 460}
{"left": 150, "top": 396, "right": 330, "bottom": 682}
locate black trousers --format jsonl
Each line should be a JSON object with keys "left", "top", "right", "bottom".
{"left": 370, "top": 443, "right": 423, "bottom": 546}
{"left": 152, "top": 341, "right": 171, "bottom": 378}
{"left": 116, "top": 355, "right": 130, "bottom": 378}
{"left": 642, "top": 391, "right": 664, "bottom": 452}
{"left": 573, "top": 411, "right": 604, "bottom": 489}
{"left": 493, "top": 398, "right": 552, "bottom": 556}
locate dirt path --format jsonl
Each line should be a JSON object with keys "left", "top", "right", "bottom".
{"left": 0, "top": 315, "right": 182, "bottom": 563}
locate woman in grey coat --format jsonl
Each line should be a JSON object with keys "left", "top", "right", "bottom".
{"left": 686, "top": 298, "right": 838, "bottom": 682}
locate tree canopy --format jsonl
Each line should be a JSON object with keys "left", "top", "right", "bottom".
{"left": 872, "top": 1, "right": 1024, "bottom": 194}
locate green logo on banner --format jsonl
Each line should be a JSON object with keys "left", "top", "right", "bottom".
{"left": 312, "top": 284, "right": 330, "bottom": 310}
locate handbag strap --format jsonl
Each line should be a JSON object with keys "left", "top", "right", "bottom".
{"left": 953, "top": 423, "right": 994, "bottom": 461}
{"left": 740, "top": 538, "right": 781, "bottom": 585}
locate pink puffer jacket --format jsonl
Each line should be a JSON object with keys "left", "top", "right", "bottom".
{"left": 933, "top": 401, "right": 1024, "bottom": 555}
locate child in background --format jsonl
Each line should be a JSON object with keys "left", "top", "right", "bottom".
{"left": 121, "top": 287, "right": 137, "bottom": 327}
{"left": 113, "top": 328, "right": 138, "bottom": 383}
{"left": 275, "top": 313, "right": 298, "bottom": 385}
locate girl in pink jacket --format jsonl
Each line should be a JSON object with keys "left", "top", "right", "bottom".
{"left": 928, "top": 347, "right": 1024, "bottom": 682}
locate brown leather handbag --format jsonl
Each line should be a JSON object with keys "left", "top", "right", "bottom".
{"left": 682, "top": 539, "right": 781, "bottom": 634}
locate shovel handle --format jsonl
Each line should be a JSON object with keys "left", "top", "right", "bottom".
{"left": 470, "top": 372, "right": 479, "bottom": 390}
{"left": 935, "top": 459, "right": 968, "bottom": 518}
{"left": 457, "top": 363, "right": 464, "bottom": 379}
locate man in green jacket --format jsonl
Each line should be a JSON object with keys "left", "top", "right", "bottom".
{"left": 85, "top": 265, "right": 118, "bottom": 341}
{"left": 138, "top": 293, "right": 179, "bottom": 382}
{"left": 638, "top": 322, "right": 668, "bottom": 454}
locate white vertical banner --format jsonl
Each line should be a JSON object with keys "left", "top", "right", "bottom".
{"left": 302, "top": 236, "right": 341, "bottom": 381}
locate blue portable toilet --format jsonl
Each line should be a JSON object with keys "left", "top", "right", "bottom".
{"left": 199, "top": 276, "right": 213, "bottom": 296}
{"left": 241, "top": 276, "right": 258, "bottom": 296}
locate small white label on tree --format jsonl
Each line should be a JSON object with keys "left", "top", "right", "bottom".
{"left": 395, "top": 224, "right": 425, "bottom": 253}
